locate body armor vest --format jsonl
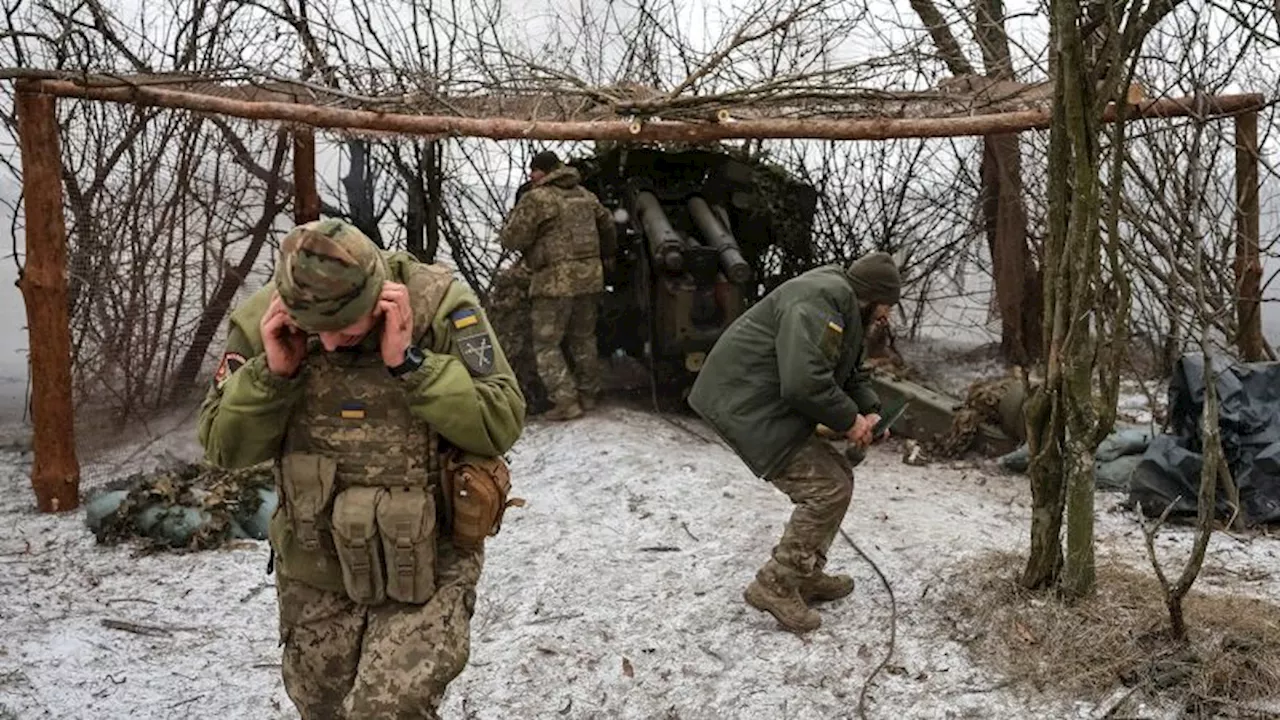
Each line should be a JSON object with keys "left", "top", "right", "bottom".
{"left": 285, "top": 345, "right": 438, "bottom": 489}
{"left": 270, "top": 342, "right": 440, "bottom": 605}
{"left": 539, "top": 187, "right": 604, "bottom": 266}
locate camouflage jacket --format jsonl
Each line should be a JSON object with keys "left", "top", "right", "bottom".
{"left": 499, "top": 166, "right": 617, "bottom": 297}
{"left": 198, "top": 252, "right": 527, "bottom": 469}
{"left": 686, "top": 265, "right": 881, "bottom": 479}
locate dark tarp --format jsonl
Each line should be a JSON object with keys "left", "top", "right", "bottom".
{"left": 1127, "top": 353, "right": 1280, "bottom": 525}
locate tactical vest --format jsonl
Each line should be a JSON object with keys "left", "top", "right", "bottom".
{"left": 268, "top": 259, "right": 455, "bottom": 605}
{"left": 538, "top": 187, "right": 603, "bottom": 267}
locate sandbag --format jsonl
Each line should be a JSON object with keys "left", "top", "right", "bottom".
{"left": 86, "top": 461, "right": 276, "bottom": 551}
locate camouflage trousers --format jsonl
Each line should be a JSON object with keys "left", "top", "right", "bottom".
{"left": 531, "top": 294, "right": 601, "bottom": 406}
{"left": 761, "top": 438, "right": 854, "bottom": 586}
{"left": 276, "top": 540, "right": 484, "bottom": 719}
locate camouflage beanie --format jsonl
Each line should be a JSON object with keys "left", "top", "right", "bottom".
{"left": 275, "top": 219, "right": 388, "bottom": 332}
{"left": 845, "top": 252, "right": 902, "bottom": 306}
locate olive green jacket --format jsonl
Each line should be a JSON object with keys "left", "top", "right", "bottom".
{"left": 686, "top": 264, "right": 880, "bottom": 479}
{"left": 198, "top": 252, "right": 526, "bottom": 468}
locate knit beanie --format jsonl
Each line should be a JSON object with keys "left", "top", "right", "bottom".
{"left": 845, "top": 252, "right": 902, "bottom": 305}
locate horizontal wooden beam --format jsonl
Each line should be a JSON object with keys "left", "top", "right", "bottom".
{"left": 13, "top": 78, "right": 1268, "bottom": 142}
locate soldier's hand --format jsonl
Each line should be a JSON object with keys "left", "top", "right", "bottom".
{"left": 261, "top": 294, "right": 307, "bottom": 378}
{"left": 378, "top": 282, "right": 414, "bottom": 367}
{"left": 846, "top": 413, "right": 880, "bottom": 449}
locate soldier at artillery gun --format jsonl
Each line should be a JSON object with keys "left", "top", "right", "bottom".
{"left": 500, "top": 150, "right": 618, "bottom": 421}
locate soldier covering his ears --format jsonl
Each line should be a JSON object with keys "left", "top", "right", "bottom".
{"left": 198, "top": 218, "right": 525, "bottom": 718}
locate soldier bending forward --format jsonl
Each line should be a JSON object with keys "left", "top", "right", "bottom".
{"left": 198, "top": 219, "right": 525, "bottom": 718}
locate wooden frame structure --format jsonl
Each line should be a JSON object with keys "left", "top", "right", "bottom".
{"left": 7, "top": 73, "right": 1267, "bottom": 512}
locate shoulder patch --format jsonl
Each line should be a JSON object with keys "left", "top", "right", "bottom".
{"left": 450, "top": 307, "right": 479, "bottom": 329}
{"left": 213, "top": 352, "right": 247, "bottom": 389}
{"left": 455, "top": 321, "right": 496, "bottom": 376}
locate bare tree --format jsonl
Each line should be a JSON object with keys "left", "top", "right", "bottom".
{"left": 1021, "top": 0, "right": 1188, "bottom": 597}
{"left": 908, "top": 0, "right": 1042, "bottom": 365}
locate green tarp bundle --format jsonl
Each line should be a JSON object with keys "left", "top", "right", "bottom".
{"left": 85, "top": 461, "right": 277, "bottom": 551}
{"left": 998, "top": 426, "right": 1153, "bottom": 491}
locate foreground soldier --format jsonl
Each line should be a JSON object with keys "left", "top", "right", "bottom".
{"left": 198, "top": 219, "right": 525, "bottom": 718}
{"left": 687, "top": 252, "right": 901, "bottom": 633}
{"left": 499, "top": 150, "right": 617, "bottom": 421}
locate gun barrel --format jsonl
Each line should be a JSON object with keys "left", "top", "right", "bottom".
{"left": 687, "top": 196, "right": 751, "bottom": 284}
{"left": 634, "top": 191, "right": 685, "bottom": 272}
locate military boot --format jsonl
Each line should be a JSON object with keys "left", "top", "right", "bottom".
{"left": 801, "top": 572, "right": 855, "bottom": 603}
{"left": 544, "top": 399, "right": 583, "bottom": 421}
{"left": 579, "top": 393, "right": 598, "bottom": 411}
{"left": 744, "top": 568, "right": 821, "bottom": 633}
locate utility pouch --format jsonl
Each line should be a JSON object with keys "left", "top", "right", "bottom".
{"left": 442, "top": 452, "right": 525, "bottom": 551}
{"left": 331, "top": 486, "right": 388, "bottom": 605}
{"left": 375, "top": 487, "right": 437, "bottom": 604}
{"left": 278, "top": 453, "right": 338, "bottom": 551}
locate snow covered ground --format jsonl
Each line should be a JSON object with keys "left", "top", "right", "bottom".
{"left": 1, "top": 401, "right": 1277, "bottom": 720}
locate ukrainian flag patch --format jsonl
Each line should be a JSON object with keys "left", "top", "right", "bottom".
{"left": 450, "top": 307, "right": 479, "bottom": 329}
{"left": 340, "top": 401, "right": 366, "bottom": 420}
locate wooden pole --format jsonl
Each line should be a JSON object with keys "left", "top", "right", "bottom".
{"left": 20, "top": 78, "right": 1267, "bottom": 142}
{"left": 1234, "top": 110, "right": 1264, "bottom": 361}
{"left": 293, "top": 127, "right": 320, "bottom": 223}
{"left": 15, "top": 89, "right": 80, "bottom": 513}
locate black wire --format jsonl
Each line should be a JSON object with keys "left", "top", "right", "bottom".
{"left": 841, "top": 527, "right": 897, "bottom": 720}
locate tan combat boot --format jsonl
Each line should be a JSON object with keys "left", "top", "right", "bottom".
{"left": 801, "top": 572, "right": 855, "bottom": 603}
{"left": 544, "top": 399, "right": 583, "bottom": 421}
{"left": 744, "top": 569, "right": 821, "bottom": 633}
{"left": 580, "top": 393, "right": 598, "bottom": 411}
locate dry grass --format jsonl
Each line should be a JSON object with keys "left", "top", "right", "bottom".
{"left": 937, "top": 551, "right": 1280, "bottom": 716}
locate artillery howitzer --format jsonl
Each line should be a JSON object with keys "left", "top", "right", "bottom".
{"left": 574, "top": 145, "right": 819, "bottom": 397}
{"left": 489, "top": 145, "right": 818, "bottom": 413}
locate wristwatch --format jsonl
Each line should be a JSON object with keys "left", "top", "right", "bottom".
{"left": 388, "top": 345, "right": 426, "bottom": 377}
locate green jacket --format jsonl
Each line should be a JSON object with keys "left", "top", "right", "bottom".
{"left": 198, "top": 252, "right": 526, "bottom": 468}
{"left": 686, "top": 264, "right": 881, "bottom": 479}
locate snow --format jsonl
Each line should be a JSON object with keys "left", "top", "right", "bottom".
{"left": 1, "top": 402, "right": 1278, "bottom": 720}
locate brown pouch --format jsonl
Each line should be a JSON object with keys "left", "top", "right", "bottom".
{"left": 375, "top": 487, "right": 437, "bottom": 604}
{"left": 441, "top": 452, "right": 525, "bottom": 550}
{"left": 331, "top": 486, "right": 387, "bottom": 605}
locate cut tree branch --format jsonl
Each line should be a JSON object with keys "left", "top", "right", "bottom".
{"left": 11, "top": 78, "right": 1266, "bottom": 141}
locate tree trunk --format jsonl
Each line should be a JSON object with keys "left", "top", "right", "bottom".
{"left": 982, "top": 134, "right": 1040, "bottom": 364}
{"left": 15, "top": 88, "right": 81, "bottom": 513}
{"left": 1022, "top": 20, "right": 1075, "bottom": 590}
{"left": 294, "top": 127, "right": 320, "bottom": 223}
{"left": 403, "top": 142, "right": 427, "bottom": 261}
{"left": 342, "top": 140, "right": 384, "bottom": 247}
{"left": 1234, "top": 111, "right": 1264, "bottom": 361}
{"left": 424, "top": 140, "right": 442, "bottom": 262}
{"left": 169, "top": 132, "right": 290, "bottom": 395}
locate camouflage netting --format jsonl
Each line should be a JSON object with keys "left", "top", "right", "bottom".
{"left": 85, "top": 461, "right": 276, "bottom": 552}
{"left": 926, "top": 377, "right": 1026, "bottom": 459}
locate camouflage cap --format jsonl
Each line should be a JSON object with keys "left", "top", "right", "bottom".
{"left": 275, "top": 219, "right": 388, "bottom": 332}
